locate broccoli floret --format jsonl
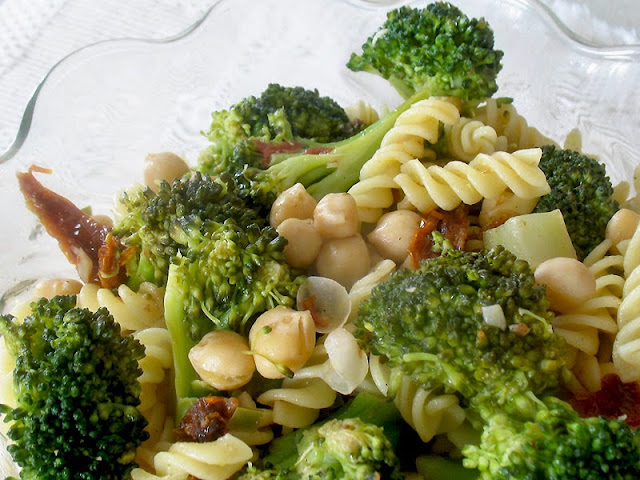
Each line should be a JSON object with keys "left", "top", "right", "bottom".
{"left": 113, "top": 172, "right": 303, "bottom": 334}
{"left": 115, "top": 173, "right": 304, "bottom": 418}
{"left": 353, "top": 236, "right": 567, "bottom": 418}
{"left": 533, "top": 145, "right": 619, "bottom": 260}
{"left": 463, "top": 393, "right": 640, "bottom": 479}
{"left": 198, "top": 3, "right": 503, "bottom": 206}
{"left": 236, "top": 392, "right": 404, "bottom": 479}
{"left": 0, "top": 295, "right": 148, "bottom": 480}
{"left": 224, "top": 87, "right": 440, "bottom": 205}
{"left": 197, "top": 83, "right": 359, "bottom": 176}
{"left": 238, "top": 418, "right": 403, "bottom": 480}
{"left": 295, "top": 418, "right": 404, "bottom": 479}
{"left": 347, "top": 2, "right": 503, "bottom": 104}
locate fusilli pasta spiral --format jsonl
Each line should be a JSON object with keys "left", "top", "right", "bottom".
{"left": 130, "top": 434, "right": 253, "bottom": 480}
{"left": 553, "top": 239, "right": 623, "bottom": 392}
{"left": 256, "top": 377, "right": 337, "bottom": 429}
{"left": 77, "top": 282, "right": 165, "bottom": 333}
{"left": 368, "top": 356, "right": 465, "bottom": 443}
{"left": 445, "top": 117, "right": 503, "bottom": 162}
{"left": 473, "top": 98, "right": 554, "bottom": 151}
{"left": 395, "top": 148, "right": 550, "bottom": 213}
{"left": 348, "top": 98, "right": 461, "bottom": 222}
{"left": 613, "top": 224, "right": 640, "bottom": 381}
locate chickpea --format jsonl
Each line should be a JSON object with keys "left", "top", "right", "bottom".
{"left": 606, "top": 208, "right": 640, "bottom": 246}
{"left": 144, "top": 152, "right": 190, "bottom": 192}
{"left": 313, "top": 193, "right": 360, "bottom": 239}
{"left": 315, "top": 234, "right": 370, "bottom": 289}
{"left": 269, "top": 183, "right": 317, "bottom": 228}
{"left": 534, "top": 257, "right": 596, "bottom": 313}
{"left": 33, "top": 278, "right": 83, "bottom": 299}
{"left": 188, "top": 330, "right": 255, "bottom": 391}
{"left": 367, "top": 210, "right": 422, "bottom": 264}
{"left": 276, "top": 218, "right": 323, "bottom": 268}
{"left": 249, "top": 306, "right": 316, "bottom": 379}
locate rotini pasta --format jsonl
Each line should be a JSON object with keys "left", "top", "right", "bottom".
{"left": 368, "top": 356, "right": 465, "bottom": 443}
{"left": 473, "top": 98, "right": 554, "bottom": 151}
{"left": 347, "top": 259, "right": 396, "bottom": 322}
{"left": 348, "top": 97, "right": 461, "bottom": 222}
{"left": 612, "top": 224, "right": 640, "bottom": 381}
{"left": 77, "top": 282, "right": 165, "bottom": 333}
{"left": 445, "top": 117, "right": 503, "bottom": 162}
{"left": 130, "top": 434, "right": 253, "bottom": 480}
{"left": 395, "top": 148, "right": 550, "bottom": 213}
{"left": 256, "top": 377, "right": 337, "bottom": 429}
{"left": 552, "top": 239, "right": 623, "bottom": 392}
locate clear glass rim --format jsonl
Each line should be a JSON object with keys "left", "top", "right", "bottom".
{"left": 1, "top": 0, "right": 639, "bottom": 165}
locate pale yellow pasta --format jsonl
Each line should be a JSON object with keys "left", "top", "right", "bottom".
{"left": 446, "top": 117, "right": 502, "bottom": 162}
{"left": 552, "top": 238, "right": 623, "bottom": 391}
{"left": 256, "top": 377, "right": 337, "bottom": 429}
{"left": 368, "top": 356, "right": 465, "bottom": 443}
{"left": 130, "top": 434, "right": 253, "bottom": 480}
{"left": 132, "top": 327, "right": 175, "bottom": 469}
{"left": 612, "top": 224, "right": 640, "bottom": 381}
{"left": 395, "top": 148, "right": 550, "bottom": 213}
{"left": 347, "top": 259, "right": 396, "bottom": 323}
{"left": 473, "top": 98, "right": 554, "bottom": 151}
{"left": 348, "top": 98, "right": 461, "bottom": 222}
{"left": 77, "top": 282, "right": 165, "bottom": 333}
{"left": 345, "top": 99, "right": 381, "bottom": 125}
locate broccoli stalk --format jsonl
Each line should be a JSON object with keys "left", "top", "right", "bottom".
{"left": 233, "top": 86, "right": 437, "bottom": 204}
{"left": 164, "top": 263, "right": 217, "bottom": 421}
{"left": 0, "top": 295, "right": 148, "bottom": 480}
{"left": 463, "top": 393, "right": 640, "bottom": 479}
{"left": 197, "top": 83, "right": 362, "bottom": 177}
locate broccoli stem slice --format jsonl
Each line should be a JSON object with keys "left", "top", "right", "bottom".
{"left": 164, "top": 262, "right": 216, "bottom": 420}
{"left": 265, "top": 87, "right": 435, "bottom": 200}
{"left": 262, "top": 392, "right": 402, "bottom": 470}
{"left": 416, "top": 455, "right": 479, "bottom": 480}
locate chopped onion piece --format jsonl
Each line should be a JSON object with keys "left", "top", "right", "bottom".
{"left": 296, "top": 276, "right": 351, "bottom": 333}
{"left": 482, "top": 304, "right": 506, "bottom": 330}
{"left": 294, "top": 328, "right": 368, "bottom": 395}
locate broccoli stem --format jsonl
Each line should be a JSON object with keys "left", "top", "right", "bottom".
{"left": 416, "top": 455, "right": 479, "bottom": 480}
{"left": 164, "top": 262, "right": 216, "bottom": 420}
{"left": 266, "top": 87, "right": 434, "bottom": 200}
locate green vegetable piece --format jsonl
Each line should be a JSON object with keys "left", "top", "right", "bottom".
{"left": 463, "top": 393, "right": 640, "bottom": 480}
{"left": 347, "top": 2, "right": 503, "bottom": 104}
{"left": 353, "top": 239, "right": 567, "bottom": 420}
{"left": 483, "top": 209, "right": 577, "bottom": 268}
{"left": 416, "top": 455, "right": 479, "bottom": 480}
{"left": 533, "top": 145, "right": 619, "bottom": 260}
{"left": 0, "top": 295, "right": 148, "bottom": 480}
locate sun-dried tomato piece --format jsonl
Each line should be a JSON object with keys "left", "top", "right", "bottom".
{"left": 570, "top": 373, "right": 640, "bottom": 427}
{"left": 175, "top": 396, "right": 239, "bottom": 443}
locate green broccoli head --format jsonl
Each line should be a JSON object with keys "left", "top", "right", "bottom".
{"left": 113, "top": 171, "right": 271, "bottom": 287}
{"left": 293, "top": 418, "right": 404, "bottom": 480}
{"left": 0, "top": 295, "right": 148, "bottom": 480}
{"left": 198, "top": 83, "right": 357, "bottom": 176}
{"left": 533, "top": 145, "right": 619, "bottom": 260}
{"left": 353, "top": 238, "right": 567, "bottom": 416}
{"left": 347, "top": 2, "right": 503, "bottom": 104}
{"left": 463, "top": 393, "right": 640, "bottom": 480}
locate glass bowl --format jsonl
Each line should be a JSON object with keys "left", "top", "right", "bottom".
{"left": 0, "top": 0, "right": 639, "bottom": 472}
{"left": 1, "top": 0, "right": 640, "bottom": 303}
